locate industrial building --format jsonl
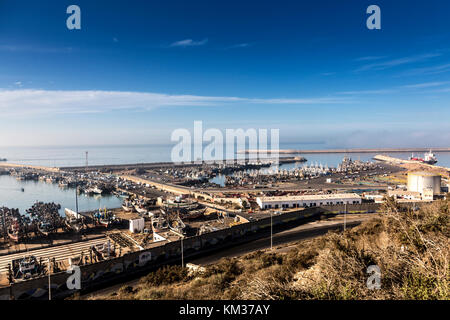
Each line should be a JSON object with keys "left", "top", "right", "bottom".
{"left": 256, "top": 193, "right": 362, "bottom": 210}
{"left": 407, "top": 172, "right": 441, "bottom": 200}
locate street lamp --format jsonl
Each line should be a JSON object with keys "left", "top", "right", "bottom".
{"left": 47, "top": 258, "right": 51, "bottom": 300}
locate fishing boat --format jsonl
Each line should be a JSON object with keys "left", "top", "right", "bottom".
{"left": 183, "top": 208, "right": 206, "bottom": 220}
{"left": 12, "top": 255, "right": 43, "bottom": 280}
{"left": 58, "top": 181, "right": 68, "bottom": 188}
{"left": 168, "top": 217, "right": 186, "bottom": 235}
{"left": 92, "top": 186, "right": 103, "bottom": 194}
{"left": 7, "top": 218, "right": 22, "bottom": 242}
{"left": 133, "top": 204, "right": 147, "bottom": 215}
{"left": 122, "top": 199, "right": 134, "bottom": 212}
{"left": 37, "top": 222, "right": 54, "bottom": 236}
{"left": 93, "top": 209, "right": 117, "bottom": 228}
{"left": 7, "top": 229, "right": 20, "bottom": 242}
{"left": 151, "top": 216, "right": 169, "bottom": 233}
{"left": 64, "top": 217, "right": 84, "bottom": 233}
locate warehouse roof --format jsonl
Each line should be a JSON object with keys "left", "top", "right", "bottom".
{"left": 408, "top": 171, "right": 441, "bottom": 177}
{"left": 257, "top": 193, "right": 361, "bottom": 202}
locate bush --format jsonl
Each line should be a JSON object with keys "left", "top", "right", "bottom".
{"left": 140, "top": 265, "right": 189, "bottom": 286}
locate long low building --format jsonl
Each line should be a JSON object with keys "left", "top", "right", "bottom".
{"left": 256, "top": 193, "right": 362, "bottom": 210}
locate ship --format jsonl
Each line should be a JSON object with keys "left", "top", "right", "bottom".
{"left": 151, "top": 215, "right": 169, "bottom": 233}
{"left": 93, "top": 208, "right": 118, "bottom": 228}
{"left": 409, "top": 150, "right": 438, "bottom": 165}
{"left": 7, "top": 221, "right": 22, "bottom": 242}
{"left": 37, "top": 222, "right": 55, "bottom": 236}
{"left": 64, "top": 217, "right": 85, "bottom": 233}
{"left": 122, "top": 199, "right": 134, "bottom": 212}
{"left": 85, "top": 186, "right": 103, "bottom": 195}
{"left": 12, "top": 255, "right": 42, "bottom": 280}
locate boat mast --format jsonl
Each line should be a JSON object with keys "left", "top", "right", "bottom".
{"left": 75, "top": 183, "right": 79, "bottom": 217}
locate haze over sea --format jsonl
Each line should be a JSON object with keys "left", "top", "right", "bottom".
{"left": 1, "top": 144, "right": 450, "bottom": 168}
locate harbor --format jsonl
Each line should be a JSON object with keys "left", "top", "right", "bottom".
{"left": 0, "top": 147, "right": 448, "bottom": 298}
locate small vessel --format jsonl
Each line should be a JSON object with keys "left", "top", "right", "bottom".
{"left": 92, "top": 186, "right": 103, "bottom": 194}
{"left": 7, "top": 220, "right": 22, "bottom": 242}
{"left": 93, "top": 208, "right": 117, "bottom": 228}
{"left": 168, "top": 217, "right": 186, "bottom": 235}
{"left": 182, "top": 208, "right": 206, "bottom": 220}
{"left": 65, "top": 217, "right": 84, "bottom": 233}
{"left": 58, "top": 181, "right": 68, "bottom": 188}
{"left": 134, "top": 204, "right": 147, "bottom": 215}
{"left": 12, "top": 255, "right": 44, "bottom": 280}
{"left": 151, "top": 216, "right": 169, "bottom": 233}
{"left": 409, "top": 150, "right": 438, "bottom": 165}
{"left": 37, "top": 222, "right": 54, "bottom": 236}
{"left": 122, "top": 199, "right": 134, "bottom": 212}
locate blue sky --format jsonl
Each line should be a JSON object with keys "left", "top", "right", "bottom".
{"left": 0, "top": 0, "right": 450, "bottom": 148}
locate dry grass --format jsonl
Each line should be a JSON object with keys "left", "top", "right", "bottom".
{"left": 91, "top": 196, "right": 449, "bottom": 300}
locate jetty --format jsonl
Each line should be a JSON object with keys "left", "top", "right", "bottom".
{"left": 239, "top": 147, "right": 450, "bottom": 154}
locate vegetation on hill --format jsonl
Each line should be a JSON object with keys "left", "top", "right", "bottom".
{"left": 93, "top": 196, "right": 449, "bottom": 300}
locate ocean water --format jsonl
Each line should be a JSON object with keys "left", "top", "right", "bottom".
{"left": 1, "top": 145, "right": 449, "bottom": 168}
{"left": 0, "top": 175, "right": 123, "bottom": 215}
{"left": 1, "top": 145, "right": 449, "bottom": 213}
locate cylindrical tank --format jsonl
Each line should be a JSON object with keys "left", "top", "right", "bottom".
{"left": 407, "top": 172, "right": 441, "bottom": 195}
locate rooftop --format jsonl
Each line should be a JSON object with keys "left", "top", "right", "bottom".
{"left": 257, "top": 193, "right": 361, "bottom": 202}
{"left": 408, "top": 171, "right": 441, "bottom": 177}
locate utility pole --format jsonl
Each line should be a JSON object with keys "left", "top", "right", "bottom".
{"left": 181, "top": 236, "right": 184, "bottom": 267}
{"left": 344, "top": 200, "right": 347, "bottom": 232}
{"left": 270, "top": 210, "right": 273, "bottom": 250}
{"left": 85, "top": 151, "right": 88, "bottom": 171}
{"left": 75, "top": 183, "right": 79, "bottom": 217}
{"left": 47, "top": 258, "right": 51, "bottom": 300}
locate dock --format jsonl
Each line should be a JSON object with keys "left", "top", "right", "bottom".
{"left": 239, "top": 147, "right": 450, "bottom": 154}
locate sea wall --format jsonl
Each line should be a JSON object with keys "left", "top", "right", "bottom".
{"left": 0, "top": 203, "right": 379, "bottom": 300}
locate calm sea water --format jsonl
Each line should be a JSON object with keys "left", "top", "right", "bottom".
{"left": 0, "top": 175, "right": 123, "bottom": 215}
{"left": 1, "top": 145, "right": 449, "bottom": 168}
{"left": 1, "top": 145, "right": 449, "bottom": 213}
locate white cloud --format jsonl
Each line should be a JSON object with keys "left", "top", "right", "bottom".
{"left": 339, "top": 89, "right": 396, "bottom": 95}
{"left": 355, "top": 53, "right": 441, "bottom": 72}
{"left": 169, "top": 38, "right": 208, "bottom": 47}
{"left": 401, "top": 63, "right": 450, "bottom": 76}
{"left": 0, "top": 89, "right": 350, "bottom": 117}
{"left": 355, "top": 56, "right": 386, "bottom": 61}
{"left": 401, "top": 81, "right": 448, "bottom": 89}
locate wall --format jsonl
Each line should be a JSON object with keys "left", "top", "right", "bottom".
{"left": 0, "top": 204, "right": 379, "bottom": 300}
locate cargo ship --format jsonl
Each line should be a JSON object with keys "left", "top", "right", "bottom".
{"left": 409, "top": 150, "right": 438, "bottom": 165}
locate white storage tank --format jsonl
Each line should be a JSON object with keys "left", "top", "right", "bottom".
{"left": 407, "top": 172, "right": 441, "bottom": 195}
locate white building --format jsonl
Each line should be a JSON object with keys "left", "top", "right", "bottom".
{"left": 407, "top": 172, "right": 441, "bottom": 196}
{"left": 256, "top": 193, "right": 362, "bottom": 210}
{"left": 129, "top": 218, "right": 145, "bottom": 233}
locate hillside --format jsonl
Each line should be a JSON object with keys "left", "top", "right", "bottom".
{"left": 88, "top": 196, "right": 449, "bottom": 300}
